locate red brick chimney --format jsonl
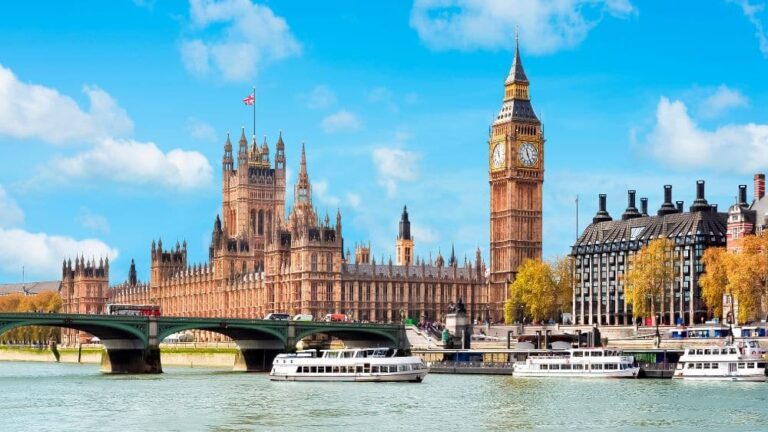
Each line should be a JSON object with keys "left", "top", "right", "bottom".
{"left": 755, "top": 173, "right": 765, "bottom": 201}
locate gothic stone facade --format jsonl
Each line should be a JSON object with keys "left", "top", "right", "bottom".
{"left": 572, "top": 182, "right": 727, "bottom": 326}
{"left": 104, "top": 131, "right": 488, "bottom": 323}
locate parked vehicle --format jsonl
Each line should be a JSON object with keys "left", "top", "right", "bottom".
{"left": 265, "top": 313, "right": 291, "bottom": 321}
{"left": 293, "top": 314, "right": 314, "bottom": 321}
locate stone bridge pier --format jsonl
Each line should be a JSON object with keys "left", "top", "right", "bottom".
{"left": 100, "top": 317, "right": 161, "bottom": 374}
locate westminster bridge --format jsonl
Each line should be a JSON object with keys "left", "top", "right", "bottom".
{"left": 0, "top": 313, "right": 408, "bottom": 373}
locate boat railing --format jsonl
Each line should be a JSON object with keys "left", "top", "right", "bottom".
{"left": 428, "top": 361, "right": 514, "bottom": 369}
{"left": 638, "top": 362, "right": 677, "bottom": 371}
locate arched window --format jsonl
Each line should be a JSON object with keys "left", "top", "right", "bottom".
{"left": 258, "top": 210, "right": 264, "bottom": 235}
{"left": 311, "top": 253, "right": 318, "bottom": 272}
{"left": 326, "top": 253, "right": 333, "bottom": 272}
{"left": 250, "top": 210, "right": 256, "bottom": 233}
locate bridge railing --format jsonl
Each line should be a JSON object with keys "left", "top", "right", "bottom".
{"left": 0, "top": 312, "right": 147, "bottom": 322}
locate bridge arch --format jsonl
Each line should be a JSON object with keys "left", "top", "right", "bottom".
{"left": 294, "top": 324, "right": 401, "bottom": 348}
{"left": 0, "top": 314, "right": 149, "bottom": 346}
{"left": 157, "top": 321, "right": 287, "bottom": 345}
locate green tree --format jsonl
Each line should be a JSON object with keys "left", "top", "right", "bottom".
{"left": 624, "top": 238, "right": 675, "bottom": 323}
{"left": 552, "top": 256, "right": 574, "bottom": 319}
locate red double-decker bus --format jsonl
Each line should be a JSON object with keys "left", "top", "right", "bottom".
{"left": 105, "top": 303, "right": 161, "bottom": 317}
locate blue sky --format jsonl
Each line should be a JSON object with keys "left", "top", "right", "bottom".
{"left": 1, "top": 0, "right": 767, "bottom": 284}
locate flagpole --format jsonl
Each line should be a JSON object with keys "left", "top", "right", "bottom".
{"left": 252, "top": 86, "right": 256, "bottom": 139}
{"left": 575, "top": 194, "right": 579, "bottom": 241}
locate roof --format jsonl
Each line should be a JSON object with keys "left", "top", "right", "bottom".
{"left": 573, "top": 210, "right": 727, "bottom": 254}
{"left": 494, "top": 99, "right": 539, "bottom": 123}
{"left": 0, "top": 280, "right": 61, "bottom": 296}
{"left": 749, "top": 195, "right": 768, "bottom": 227}
{"left": 505, "top": 42, "right": 528, "bottom": 84}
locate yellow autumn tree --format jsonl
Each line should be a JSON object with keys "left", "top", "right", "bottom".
{"left": 0, "top": 290, "right": 63, "bottom": 343}
{"left": 504, "top": 259, "right": 558, "bottom": 324}
{"left": 552, "top": 255, "right": 574, "bottom": 318}
{"left": 730, "top": 232, "right": 768, "bottom": 323}
{"left": 699, "top": 247, "right": 731, "bottom": 319}
{"left": 624, "top": 238, "right": 675, "bottom": 322}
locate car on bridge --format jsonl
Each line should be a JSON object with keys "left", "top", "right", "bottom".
{"left": 265, "top": 313, "right": 290, "bottom": 321}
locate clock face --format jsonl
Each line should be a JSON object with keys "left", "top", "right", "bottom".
{"left": 518, "top": 142, "right": 538, "bottom": 167}
{"left": 491, "top": 143, "right": 505, "bottom": 169}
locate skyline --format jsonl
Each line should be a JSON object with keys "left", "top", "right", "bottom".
{"left": 1, "top": 0, "right": 768, "bottom": 284}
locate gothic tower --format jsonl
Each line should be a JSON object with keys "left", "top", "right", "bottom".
{"left": 221, "top": 126, "right": 287, "bottom": 269}
{"left": 396, "top": 205, "right": 414, "bottom": 265}
{"left": 488, "top": 36, "right": 544, "bottom": 321}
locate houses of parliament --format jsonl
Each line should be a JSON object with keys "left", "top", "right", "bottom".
{"left": 60, "top": 41, "right": 544, "bottom": 327}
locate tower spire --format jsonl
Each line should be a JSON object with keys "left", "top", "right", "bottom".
{"left": 506, "top": 32, "right": 528, "bottom": 85}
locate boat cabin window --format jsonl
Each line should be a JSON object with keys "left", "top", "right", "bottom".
{"left": 687, "top": 363, "right": 694, "bottom": 369}
{"left": 704, "top": 349, "right": 711, "bottom": 355}
{"left": 573, "top": 351, "right": 583, "bottom": 357}
{"left": 591, "top": 364, "right": 603, "bottom": 370}
{"left": 729, "top": 348, "right": 737, "bottom": 354}
{"left": 540, "top": 364, "right": 548, "bottom": 370}
{"left": 748, "top": 363, "right": 755, "bottom": 369}
{"left": 573, "top": 364, "right": 583, "bottom": 370}
{"left": 591, "top": 351, "right": 603, "bottom": 357}
{"left": 696, "top": 349, "right": 703, "bottom": 355}
{"left": 738, "top": 363, "right": 745, "bottom": 369}
{"left": 749, "top": 341, "right": 758, "bottom": 348}
{"left": 695, "top": 363, "right": 702, "bottom": 369}
{"left": 712, "top": 363, "right": 719, "bottom": 369}
{"left": 758, "top": 363, "right": 766, "bottom": 368}
{"left": 561, "top": 364, "right": 571, "bottom": 370}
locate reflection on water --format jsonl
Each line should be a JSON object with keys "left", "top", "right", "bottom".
{"left": 1, "top": 362, "right": 767, "bottom": 431}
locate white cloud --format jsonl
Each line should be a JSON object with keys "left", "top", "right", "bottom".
{"left": 367, "top": 86, "right": 399, "bottom": 112}
{"left": 646, "top": 96, "right": 768, "bottom": 173}
{"left": 181, "top": 0, "right": 301, "bottom": 81}
{"left": 187, "top": 117, "right": 218, "bottom": 142}
{"left": 0, "top": 65, "right": 132, "bottom": 144}
{"left": 49, "top": 138, "right": 213, "bottom": 191}
{"left": 730, "top": 0, "right": 768, "bottom": 57}
{"left": 410, "top": 0, "right": 635, "bottom": 53}
{"left": 313, "top": 179, "right": 341, "bottom": 207}
{"left": 372, "top": 147, "right": 421, "bottom": 196}
{"left": 304, "top": 85, "right": 336, "bottom": 109}
{"left": 0, "top": 186, "right": 24, "bottom": 228}
{"left": 346, "top": 192, "right": 361, "bottom": 209}
{"left": 0, "top": 228, "right": 118, "bottom": 280}
{"left": 79, "top": 208, "right": 110, "bottom": 234}
{"left": 412, "top": 224, "right": 440, "bottom": 244}
{"left": 321, "top": 110, "right": 361, "bottom": 133}
{"left": 699, "top": 85, "right": 748, "bottom": 118}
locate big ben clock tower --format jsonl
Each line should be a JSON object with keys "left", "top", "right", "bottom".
{"left": 489, "top": 36, "right": 544, "bottom": 321}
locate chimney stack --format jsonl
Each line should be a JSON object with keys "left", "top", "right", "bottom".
{"left": 622, "top": 190, "right": 642, "bottom": 221}
{"left": 690, "top": 180, "right": 710, "bottom": 212}
{"left": 592, "top": 194, "right": 613, "bottom": 224}
{"left": 711, "top": 204, "right": 718, "bottom": 212}
{"left": 739, "top": 185, "right": 748, "bottom": 207}
{"left": 640, "top": 197, "right": 649, "bottom": 217}
{"left": 676, "top": 201, "right": 684, "bottom": 213}
{"left": 755, "top": 173, "right": 765, "bottom": 201}
{"left": 658, "top": 185, "right": 677, "bottom": 216}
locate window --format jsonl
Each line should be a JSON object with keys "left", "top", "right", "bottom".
{"left": 311, "top": 254, "right": 318, "bottom": 272}
{"left": 738, "top": 363, "right": 745, "bottom": 369}
{"left": 712, "top": 363, "right": 719, "bottom": 369}
{"left": 748, "top": 363, "right": 755, "bottom": 369}
{"left": 695, "top": 363, "right": 702, "bottom": 369}
{"left": 687, "top": 363, "right": 694, "bottom": 369}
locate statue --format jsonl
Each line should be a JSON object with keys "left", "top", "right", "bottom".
{"left": 447, "top": 302, "right": 456, "bottom": 313}
{"left": 456, "top": 298, "right": 466, "bottom": 314}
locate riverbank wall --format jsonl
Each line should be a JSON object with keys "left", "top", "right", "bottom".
{"left": 0, "top": 345, "right": 238, "bottom": 368}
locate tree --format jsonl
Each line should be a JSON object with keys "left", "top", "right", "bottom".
{"left": 699, "top": 247, "right": 731, "bottom": 319}
{"left": 552, "top": 256, "right": 574, "bottom": 318}
{"left": 504, "top": 259, "right": 559, "bottom": 324}
{"left": 624, "top": 238, "right": 675, "bottom": 323}
{"left": 0, "top": 290, "right": 63, "bottom": 343}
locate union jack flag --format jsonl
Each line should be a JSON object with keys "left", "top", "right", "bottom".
{"left": 243, "top": 93, "right": 255, "bottom": 106}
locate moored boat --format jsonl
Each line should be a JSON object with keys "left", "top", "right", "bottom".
{"left": 672, "top": 339, "right": 767, "bottom": 381}
{"left": 269, "top": 347, "right": 428, "bottom": 382}
{"left": 513, "top": 348, "right": 639, "bottom": 378}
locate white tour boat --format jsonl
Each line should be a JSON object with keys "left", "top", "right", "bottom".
{"left": 673, "top": 339, "right": 767, "bottom": 381}
{"left": 269, "top": 348, "right": 428, "bottom": 382}
{"left": 513, "top": 348, "right": 639, "bottom": 378}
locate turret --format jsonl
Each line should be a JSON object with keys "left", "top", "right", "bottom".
{"left": 237, "top": 126, "right": 248, "bottom": 168}
{"left": 223, "top": 132, "right": 234, "bottom": 172}
{"left": 128, "top": 259, "right": 137, "bottom": 285}
{"left": 275, "top": 130, "right": 286, "bottom": 171}
{"left": 261, "top": 135, "right": 270, "bottom": 165}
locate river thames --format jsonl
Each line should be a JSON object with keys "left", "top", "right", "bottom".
{"left": 2, "top": 362, "right": 768, "bottom": 431}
